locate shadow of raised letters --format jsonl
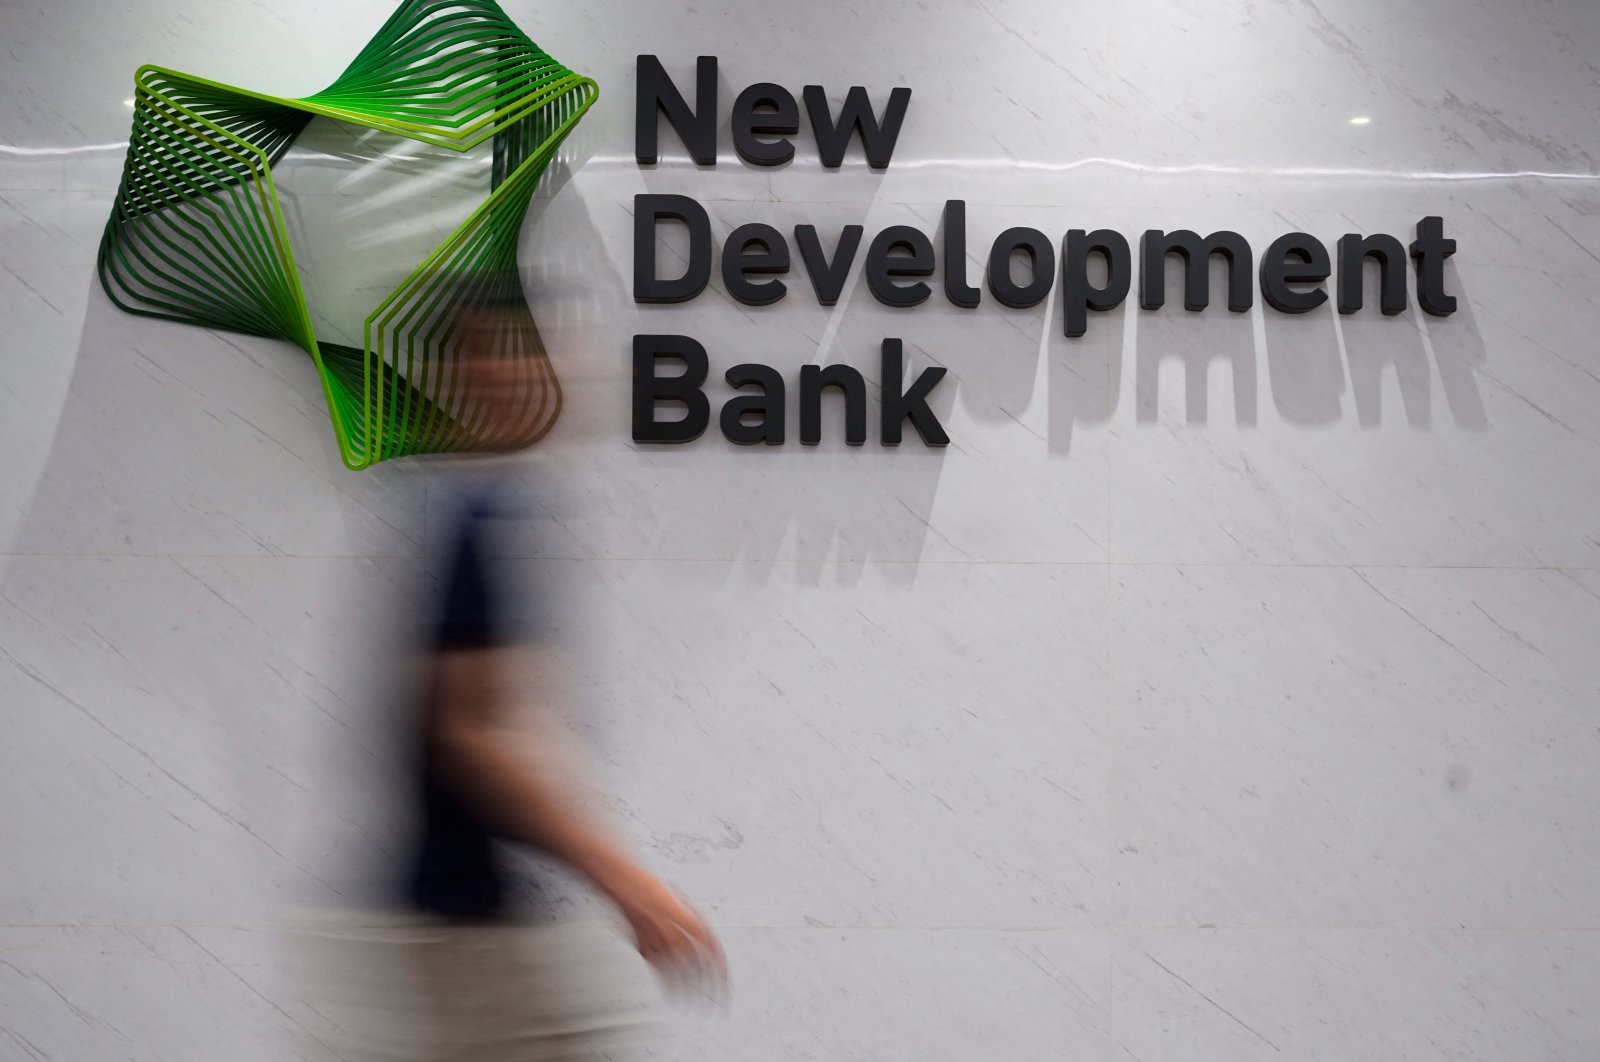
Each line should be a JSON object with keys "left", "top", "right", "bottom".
{"left": 1421, "top": 260, "right": 1488, "bottom": 431}
{"left": 1136, "top": 249, "right": 1257, "bottom": 425}
{"left": 1265, "top": 303, "right": 1344, "bottom": 426}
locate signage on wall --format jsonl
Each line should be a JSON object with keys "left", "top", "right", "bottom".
{"left": 630, "top": 55, "right": 1458, "bottom": 448}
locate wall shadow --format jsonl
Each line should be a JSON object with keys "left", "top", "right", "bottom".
{"left": 1265, "top": 302, "right": 1344, "bottom": 426}
{"left": 1135, "top": 254, "right": 1258, "bottom": 426}
{"left": 1132, "top": 253, "right": 1488, "bottom": 431}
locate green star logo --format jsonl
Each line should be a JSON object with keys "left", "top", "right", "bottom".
{"left": 98, "top": 0, "right": 599, "bottom": 469}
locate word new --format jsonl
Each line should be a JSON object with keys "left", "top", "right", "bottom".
{"left": 636, "top": 54, "right": 911, "bottom": 167}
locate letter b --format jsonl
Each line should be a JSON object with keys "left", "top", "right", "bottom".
{"left": 632, "top": 335, "right": 710, "bottom": 442}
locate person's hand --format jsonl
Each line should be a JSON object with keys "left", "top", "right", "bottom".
{"left": 609, "top": 866, "right": 728, "bottom": 1004}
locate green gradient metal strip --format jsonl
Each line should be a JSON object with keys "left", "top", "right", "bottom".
{"left": 98, "top": 0, "right": 598, "bottom": 468}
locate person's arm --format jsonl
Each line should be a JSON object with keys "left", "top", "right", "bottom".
{"left": 428, "top": 643, "right": 726, "bottom": 992}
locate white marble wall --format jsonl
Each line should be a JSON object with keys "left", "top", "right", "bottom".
{"left": 4, "top": 0, "right": 1600, "bottom": 1058}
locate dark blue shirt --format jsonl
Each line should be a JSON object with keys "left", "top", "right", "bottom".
{"left": 407, "top": 487, "right": 511, "bottom": 919}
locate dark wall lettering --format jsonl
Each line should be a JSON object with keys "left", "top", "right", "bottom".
{"left": 1141, "top": 229, "right": 1253, "bottom": 312}
{"left": 987, "top": 226, "right": 1055, "bottom": 309}
{"left": 731, "top": 82, "right": 799, "bottom": 166}
{"left": 800, "top": 363, "right": 868, "bottom": 444}
{"left": 1260, "top": 232, "right": 1330, "bottom": 314}
{"left": 880, "top": 338, "right": 949, "bottom": 446}
{"left": 865, "top": 225, "right": 935, "bottom": 307}
{"left": 1337, "top": 232, "right": 1408, "bottom": 315}
{"left": 1062, "top": 229, "right": 1131, "bottom": 338}
{"left": 942, "top": 200, "right": 981, "bottom": 308}
{"left": 633, "top": 194, "right": 711, "bottom": 303}
{"left": 794, "top": 224, "right": 863, "bottom": 306}
{"left": 722, "top": 223, "right": 790, "bottom": 306}
{"left": 802, "top": 84, "right": 912, "bottom": 169}
{"left": 635, "top": 55, "right": 717, "bottom": 165}
{"left": 633, "top": 334, "right": 710, "bottom": 442}
{"left": 630, "top": 71, "right": 1459, "bottom": 452}
{"left": 721, "top": 363, "right": 786, "bottom": 444}
{"left": 1410, "top": 215, "right": 1457, "bottom": 316}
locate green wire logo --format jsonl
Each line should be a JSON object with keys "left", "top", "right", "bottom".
{"left": 97, "top": 0, "right": 598, "bottom": 469}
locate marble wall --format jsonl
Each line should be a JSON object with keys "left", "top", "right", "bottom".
{"left": 3, "top": 0, "right": 1600, "bottom": 1058}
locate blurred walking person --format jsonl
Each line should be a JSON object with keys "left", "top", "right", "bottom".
{"left": 298, "top": 279, "right": 724, "bottom": 1061}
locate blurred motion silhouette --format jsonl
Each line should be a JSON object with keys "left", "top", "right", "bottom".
{"left": 298, "top": 277, "right": 725, "bottom": 1061}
